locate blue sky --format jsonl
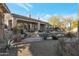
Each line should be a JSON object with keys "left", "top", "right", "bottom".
{"left": 6, "top": 3, "right": 78, "bottom": 22}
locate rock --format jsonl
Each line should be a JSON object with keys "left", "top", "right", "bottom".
{"left": 58, "top": 37, "right": 79, "bottom": 56}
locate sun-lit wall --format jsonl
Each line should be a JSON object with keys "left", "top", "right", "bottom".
{"left": 4, "top": 13, "right": 14, "bottom": 28}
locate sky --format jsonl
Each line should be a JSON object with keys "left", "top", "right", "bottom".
{"left": 6, "top": 3, "right": 78, "bottom": 22}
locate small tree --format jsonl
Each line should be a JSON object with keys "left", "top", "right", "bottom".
{"left": 48, "top": 16, "right": 61, "bottom": 28}
{"left": 71, "top": 20, "right": 78, "bottom": 29}
{"left": 13, "top": 25, "right": 21, "bottom": 42}
{"left": 13, "top": 25, "right": 21, "bottom": 34}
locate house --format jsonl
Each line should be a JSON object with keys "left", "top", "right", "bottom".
{"left": 4, "top": 13, "right": 48, "bottom": 32}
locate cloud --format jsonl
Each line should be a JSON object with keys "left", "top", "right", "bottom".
{"left": 33, "top": 14, "right": 52, "bottom": 22}
{"left": 43, "top": 14, "right": 51, "bottom": 19}
{"left": 40, "top": 14, "right": 77, "bottom": 22}
{"left": 40, "top": 14, "right": 52, "bottom": 22}
{"left": 26, "top": 13, "right": 51, "bottom": 22}
{"left": 15, "top": 3, "right": 32, "bottom": 11}
{"left": 62, "top": 14, "right": 77, "bottom": 19}
{"left": 27, "top": 13, "right": 77, "bottom": 22}
{"left": 24, "top": 3, "right": 32, "bottom": 8}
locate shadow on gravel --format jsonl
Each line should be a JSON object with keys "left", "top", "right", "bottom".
{"left": 0, "top": 42, "right": 26, "bottom": 56}
{"left": 29, "top": 40, "right": 61, "bottom": 56}
{"left": 0, "top": 40, "right": 62, "bottom": 56}
{"left": 0, "top": 47, "right": 17, "bottom": 56}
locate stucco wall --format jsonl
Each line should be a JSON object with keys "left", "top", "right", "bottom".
{"left": 4, "top": 13, "right": 14, "bottom": 28}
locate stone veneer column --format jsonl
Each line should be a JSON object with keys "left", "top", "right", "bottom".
{"left": 45, "top": 24, "right": 48, "bottom": 31}
{"left": 30, "top": 24, "right": 32, "bottom": 31}
{"left": 0, "top": 13, "right": 4, "bottom": 42}
{"left": 38, "top": 22, "right": 40, "bottom": 31}
{"left": 12, "top": 18, "right": 17, "bottom": 28}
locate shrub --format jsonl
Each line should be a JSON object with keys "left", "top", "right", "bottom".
{"left": 65, "top": 32, "right": 76, "bottom": 38}
{"left": 13, "top": 26, "right": 21, "bottom": 34}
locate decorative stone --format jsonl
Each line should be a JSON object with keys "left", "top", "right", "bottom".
{"left": 58, "top": 37, "right": 79, "bottom": 56}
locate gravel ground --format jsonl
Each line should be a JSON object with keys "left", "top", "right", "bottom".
{"left": 17, "top": 40, "right": 60, "bottom": 56}
{"left": 22, "top": 37, "right": 43, "bottom": 43}
{"left": 28, "top": 40, "right": 59, "bottom": 56}
{"left": 0, "top": 37, "right": 60, "bottom": 56}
